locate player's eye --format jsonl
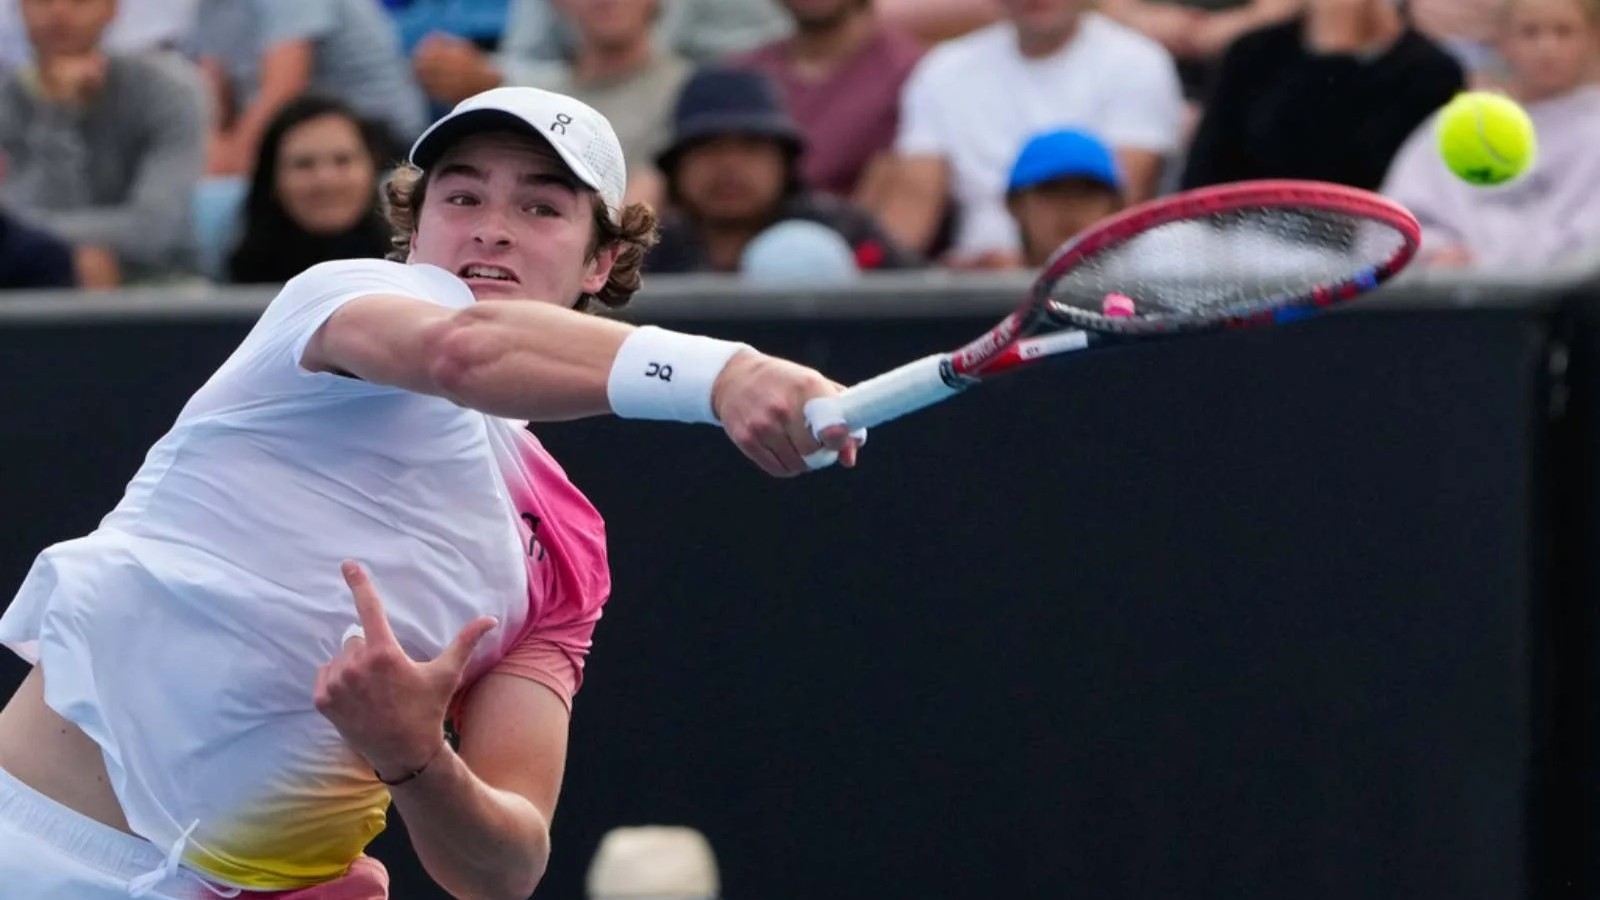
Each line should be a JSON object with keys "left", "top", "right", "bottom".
{"left": 445, "top": 193, "right": 479, "bottom": 206}
{"left": 527, "top": 203, "right": 560, "bottom": 217}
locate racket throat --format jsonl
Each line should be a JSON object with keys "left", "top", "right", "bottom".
{"left": 938, "top": 356, "right": 981, "bottom": 390}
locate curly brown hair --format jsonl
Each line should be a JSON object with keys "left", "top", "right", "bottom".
{"left": 383, "top": 163, "right": 659, "bottom": 313}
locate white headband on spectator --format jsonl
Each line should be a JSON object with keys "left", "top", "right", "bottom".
{"left": 409, "top": 87, "right": 627, "bottom": 224}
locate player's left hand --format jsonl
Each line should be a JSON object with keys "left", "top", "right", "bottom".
{"left": 314, "top": 561, "right": 497, "bottom": 782}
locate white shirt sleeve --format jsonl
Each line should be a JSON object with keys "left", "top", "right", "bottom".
{"left": 894, "top": 52, "right": 951, "bottom": 158}
{"left": 256, "top": 259, "right": 476, "bottom": 385}
{"left": 1098, "top": 42, "right": 1186, "bottom": 154}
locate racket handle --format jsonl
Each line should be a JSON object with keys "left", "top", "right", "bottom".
{"left": 802, "top": 354, "right": 963, "bottom": 470}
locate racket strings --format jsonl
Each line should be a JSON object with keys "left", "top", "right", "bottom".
{"left": 1047, "top": 206, "right": 1409, "bottom": 325}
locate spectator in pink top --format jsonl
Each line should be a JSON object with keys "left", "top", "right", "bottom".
{"left": 734, "top": 0, "right": 924, "bottom": 202}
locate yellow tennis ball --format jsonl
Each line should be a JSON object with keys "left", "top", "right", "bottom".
{"left": 1435, "top": 91, "right": 1537, "bottom": 187}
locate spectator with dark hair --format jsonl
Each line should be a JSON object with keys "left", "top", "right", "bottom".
{"left": 419, "top": 0, "right": 689, "bottom": 208}
{"left": 1005, "top": 128, "right": 1125, "bottom": 268}
{"left": 195, "top": 0, "right": 427, "bottom": 177}
{"left": 227, "top": 96, "right": 395, "bottom": 285}
{"left": 872, "top": 0, "right": 1184, "bottom": 268}
{"left": 1383, "top": 0, "right": 1600, "bottom": 270}
{"left": 648, "top": 66, "right": 916, "bottom": 273}
{"left": 734, "top": 0, "right": 924, "bottom": 202}
{"left": 0, "top": 0, "right": 207, "bottom": 288}
{"left": 1181, "top": 0, "right": 1465, "bottom": 192}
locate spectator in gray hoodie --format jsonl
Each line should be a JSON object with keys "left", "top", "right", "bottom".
{"left": 0, "top": 0, "right": 207, "bottom": 287}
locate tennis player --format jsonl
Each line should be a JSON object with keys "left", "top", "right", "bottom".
{"left": 0, "top": 86, "right": 864, "bottom": 900}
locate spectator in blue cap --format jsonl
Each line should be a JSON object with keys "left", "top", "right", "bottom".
{"left": 1005, "top": 128, "right": 1124, "bottom": 267}
{"left": 647, "top": 65, "right": 917, "bottom": 274}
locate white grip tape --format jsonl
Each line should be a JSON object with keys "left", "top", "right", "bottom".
{"left": 800, "top": 418, "right": 869, "bottom": 470}
{"left": 801, "top": 354, "right": 963, "bottom": 469}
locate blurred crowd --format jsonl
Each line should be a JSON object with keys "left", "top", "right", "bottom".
{"left": 0, "top": 0, "right": 1596, "bottom": 292}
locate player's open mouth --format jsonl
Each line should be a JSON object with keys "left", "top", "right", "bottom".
{"left": 458, "top": 264, "right": 520, "bottom": 284}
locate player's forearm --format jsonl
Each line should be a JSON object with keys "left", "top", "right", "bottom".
{"left": 314, "top": 294, "right": 751, "bottom": 425}
{"left": 425, "top": 300, "right": 634, "bottom": 420}
{"left": 390, "top": 745, "right": 549, "bottom": 900}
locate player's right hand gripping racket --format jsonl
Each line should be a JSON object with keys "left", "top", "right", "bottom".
{"left": 804, "top": 180, "right": 1421, "bottom": 468}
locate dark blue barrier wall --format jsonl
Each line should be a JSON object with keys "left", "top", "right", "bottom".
{"left": 0, "top": 281, "right": 1578, "bottom": 900}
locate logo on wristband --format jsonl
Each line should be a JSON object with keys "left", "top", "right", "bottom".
{"left": 645, "top": 362, "right": 673, "bottom": 382}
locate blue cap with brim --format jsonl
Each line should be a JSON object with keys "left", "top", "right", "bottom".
{"left": 1006, "top": 128, "right": 1123, "bottom": 195}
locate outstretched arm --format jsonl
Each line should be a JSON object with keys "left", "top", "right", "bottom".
{"left": 303, "top": 295, "right": 860, "bottom": 476}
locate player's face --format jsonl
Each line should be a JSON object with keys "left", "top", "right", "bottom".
{"left": 999, "top": 0, "right": 1085, "bottom": 38}
{"left": 276, "top": 114, "right": 377, "bottom": 237}
{"left": 674, "top": 135, "right": 789, "bottom": 227}
{"left": 1009, "top": 178, "right": 1122, "bottom": 267}
{"left": 782, "top": 0, "right": 865, "bottom": 30}
{"left": 20, "top": 0, "right": 114, "bottom": 57}
{"left": 560, "top": 0, "right": 657, "bottom": 50}
{"left": 1499, "top": 0, "right": 1598, "bottom": 101}
{"left": 410, "top": 133, "right": 615, "bottom": 303}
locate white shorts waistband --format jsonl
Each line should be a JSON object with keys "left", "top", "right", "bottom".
{"left": 0, "top": 762, "right": 244, "bottom": 898}
{"left": 0, "top": 761, "right": 172, "bottom": 881}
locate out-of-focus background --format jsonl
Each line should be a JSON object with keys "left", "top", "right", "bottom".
{"left": 3, "top": 0, "right": 1600, "bottom": 898}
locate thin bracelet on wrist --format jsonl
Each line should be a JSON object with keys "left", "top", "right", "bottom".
{"left": 375, "top": 741, "right": 446, "bottom": 787}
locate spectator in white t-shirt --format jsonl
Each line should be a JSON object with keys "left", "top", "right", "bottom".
{"left": 871, "top": 0, "right": 1184, "bottom": 267}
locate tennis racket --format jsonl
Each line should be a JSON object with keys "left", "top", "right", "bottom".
{"left": 804, "top": 179, "right": 1420, "bottom": 468}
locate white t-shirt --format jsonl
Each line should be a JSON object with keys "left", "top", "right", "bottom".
{"left": 0, "top": 259, "right": 573, "bottom": 889}
{"left": 896, "top": 14, "right": 1184, "bottom": 256}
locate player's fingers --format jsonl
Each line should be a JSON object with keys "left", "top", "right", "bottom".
{"left": 342, "top": 561, "right": 398, "bottom": 649}
{"left": 314, "top": 656, "right": 355, "bottom": 712}
{"left": 839, "top": 440, "right": 859, "bottom": 469}
{"left": 766, "top": 438, "right": 806, "bottom": 477}
{"left": 312, "top": 662, "right": 333, "bottom": 709}
{"left": 802, "top": 395, "right": 846, "bottom": 445}
{"left": 433, "top": 615, "right": 498, "bottom": 676}
{"left": 818, "top": 423, "right": 867, "bottom": 452}
{"left": 739, "top": 437, "right": 788, "bottom": 478}
{"left": 779, "top": 424, "right": 817, "bottom": 475}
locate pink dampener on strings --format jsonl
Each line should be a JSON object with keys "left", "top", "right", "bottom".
{"left": 1103, "top": 293, "right": 1137, "bottom": 318}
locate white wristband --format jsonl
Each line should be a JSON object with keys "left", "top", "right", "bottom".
{"left": 606, "top": 326, "right": 750, "bottom": 425}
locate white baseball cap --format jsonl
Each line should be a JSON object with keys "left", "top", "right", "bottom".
{"left": 409, "top": 86, "right": 627, "bottom": 223}
{"left": 585, "top": 826, "right": 720, "bottom": 899}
